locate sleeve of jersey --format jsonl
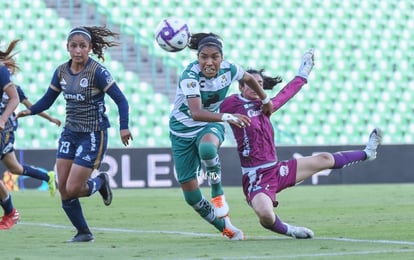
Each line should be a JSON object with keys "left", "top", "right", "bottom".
{"left": 96, "top": 65, "right": 115, "bottom": 91}
{"left": 29, "top": 87, "right": 60, "bottom": 115}
{"left": 180, "top": 78, "right": 200, "bottom": 98}
{"left": 106, "top": 83, "right": 129, "bottom": 130}
{"left": 16, "top": 86, "right": 27, "bottom": 102}
{"left": 231, "top": 63, "right": 245, "bottom": 81}
{"left": 272, "top": 76, "right": 307, "bottom": 111}
{"left": 0, "top": 66, "right": 12, "bottom": 89}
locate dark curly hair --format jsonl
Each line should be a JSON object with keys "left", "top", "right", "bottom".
{"left": 67, "top": 26, "right": 119, "bottom": 62}
{"left": 239, "top": 69, "right": 283, "bottom": 90}
{"left": 0, "top": 39, "right": 20, "bottom": 72}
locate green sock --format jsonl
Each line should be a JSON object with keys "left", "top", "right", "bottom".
{"left": 206, "top": 163, "right": 223, "bottom": 198}
{"left": 183, "top": 189, "right": 225, "bottom": 231}
{"left": 209, "top": 174, "right": 223, "bottom": 198}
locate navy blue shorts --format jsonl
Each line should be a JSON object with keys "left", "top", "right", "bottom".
{"left": 0, "top": 131, "right": 14, "bottom": 160}
{"left": 56, "top": 128, "right": 107, "bottom": 169}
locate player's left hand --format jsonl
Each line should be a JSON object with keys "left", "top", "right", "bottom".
{"left": 120, "top": 129, "right": 133, "bottom": 146}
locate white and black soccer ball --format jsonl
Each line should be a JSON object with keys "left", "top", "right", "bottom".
{"left": 155, "top": 17, "right": 191, "bottom": 52}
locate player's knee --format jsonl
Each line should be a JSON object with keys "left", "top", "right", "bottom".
{"left": 65, "top": 185, "right": 82, "bottom": 198}
{"left": 316, "top": 152, "right": 334, "bottom": 165}
{"left": 198, "top": 142, "right": 217, "bottom": 160}
{"left": 258, "top": 212, "right": 275, "bottom": 228}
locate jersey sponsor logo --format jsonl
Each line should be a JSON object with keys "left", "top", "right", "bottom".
{"left": 247, "top": 109, "right": 262, "bottom": 117}
{"left": 63, "top": 93, "right": 86, "bottom": 101}
{"left": 220, "top": 74, "right": 227, "bottom": 87}
{"left": 102, "top": 70, "right": 113, "bottom": 84}
{"left": 186, "top": 81, "right": 196, "bottom": 89}
{"left": 80, "top": 78, "right": 88, "bottom": 88}
{"left": 105, "top": 75, "right": 113, "bottom": 84}
{"left": 280, "top": 165, "right": 289, "bottom": 177}
{"left": 90, "top": 132, "right": 97, "bottom": 152}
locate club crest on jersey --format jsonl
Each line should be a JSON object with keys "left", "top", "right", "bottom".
{"left": 60, "top": 78, "right": 67, "bottom": 89}
{"left": 280, "top": 165, "right": 289, "bottom": 177}
{"left": 80, "top": 78, "right": 88, "bottom": 88}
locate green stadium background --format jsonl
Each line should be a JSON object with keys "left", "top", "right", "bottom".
{"left": 1, "top": 0, "right": 412, "bottom": 149}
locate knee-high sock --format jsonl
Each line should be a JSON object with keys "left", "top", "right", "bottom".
{"left": 262, "top": 214, "right": 288, "bottom": 235}
{"left": 86, "top": 176, "right": 104, "bottom": 196}
{"left": 199, "top": 142, "right": 223, "bottom": 197}
{"left": 183, "top": 189, "right": 225, "bottom": 231}
{"left": 332, "top": 151, "right": 367, "bottom": 169}
{"left": 0, "top": 194, "right": 14, "bottom": 215}
{"left": 22, "top": 165, "right": 49, "bottom": 182}
{"left": 62, "top": 198, "right": 90, "bottom": 234}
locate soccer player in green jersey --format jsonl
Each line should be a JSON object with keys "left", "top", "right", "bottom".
{"left": 169, "top": 32, "right": 273, "bottom": 240}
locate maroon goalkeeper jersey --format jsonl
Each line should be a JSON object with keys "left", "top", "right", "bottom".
{"left": 220, "top": 76, "right": 306, "bottom": 168}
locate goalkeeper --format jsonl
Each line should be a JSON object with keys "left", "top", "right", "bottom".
{"left": 220, "top": 49, "right": 382, "bottom": 238}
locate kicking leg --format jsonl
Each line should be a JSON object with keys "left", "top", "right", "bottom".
{"left": 251, "top": 193, "right": 313, "bottom": 239}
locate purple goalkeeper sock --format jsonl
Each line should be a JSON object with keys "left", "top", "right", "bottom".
{"left": 262, "top": 214, "right": 288, "bottom": 235}
{"left": 332, "top": 151, "right": 367, "bottom": 169}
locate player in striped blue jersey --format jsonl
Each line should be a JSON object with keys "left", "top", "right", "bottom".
{"left": 0, "top": 59, "right": 60, "bottom": 198}
{"left": 169, "top": 32, "right": 273, "bottom": 240}
{"left": 0, "top": 40, "right": 20, "bottom": 230}
{"left": 17, "top": 26, "right": 132, "bottom": 242}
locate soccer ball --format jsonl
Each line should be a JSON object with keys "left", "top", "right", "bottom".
{"left": 155, "top": 17, "right": 191, "bottom": 52}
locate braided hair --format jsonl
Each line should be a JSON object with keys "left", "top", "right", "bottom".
{"left": 0, "top": 39, "right": 20, "bottom": 72}
{"left": 67, "top": 26, "right": 119, "bottom": 62}
{"left": 240, "top": 69, "right": 283, "bottom": 90}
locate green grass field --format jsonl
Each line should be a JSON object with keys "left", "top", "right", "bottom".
{"left": 1, "top": 184, "right": 414, "bottom": 260}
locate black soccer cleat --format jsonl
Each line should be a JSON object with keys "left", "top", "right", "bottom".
{"left": 67, "top": 232, "right": 95, "bottom": 243}
{"left": 98, "top": 172, "right": 113, "bottom": 206}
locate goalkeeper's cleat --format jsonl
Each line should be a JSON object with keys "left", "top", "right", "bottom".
{"left": 67, "top": 232, "right": 95, "bottom": 243}
{"left": 297, "top": 48, "right": 315, "bottom": 80}
{"left": 98, "top": 173, "right": 112, "bottom": 206}
{"left": 287, "top": 225, "right": 314, "bottom": 239}
{"left": 211, "top": 194, "right": 229, "bottom": 218}
{"left": 0, "top": 208, "right": 20, "bottom": 230}
{"left": 47, "top": 171, "right": 56, "bottom": 197}
{"left": 364, "top": 128, "right": 383, "bottom": 161}
{"left": 222, "top": 216, "right": 245, "bottom": 240}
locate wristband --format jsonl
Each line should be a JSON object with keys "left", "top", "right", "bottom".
{"left": 261, "top": 96, "right": 271, "bottom": 104}
{"left": 221, "top": 113, "right": 238, "bottom": 122}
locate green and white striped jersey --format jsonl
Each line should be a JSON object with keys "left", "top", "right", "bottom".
{"left": 169, "top": 60, "right": 245, "bottom": 138}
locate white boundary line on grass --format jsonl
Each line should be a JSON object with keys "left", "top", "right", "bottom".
{"left": 20, "top": 222, "right": 414, "bottom": 259}
{"left": 21, "top": 221, "right": 414, "bottom": 245}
